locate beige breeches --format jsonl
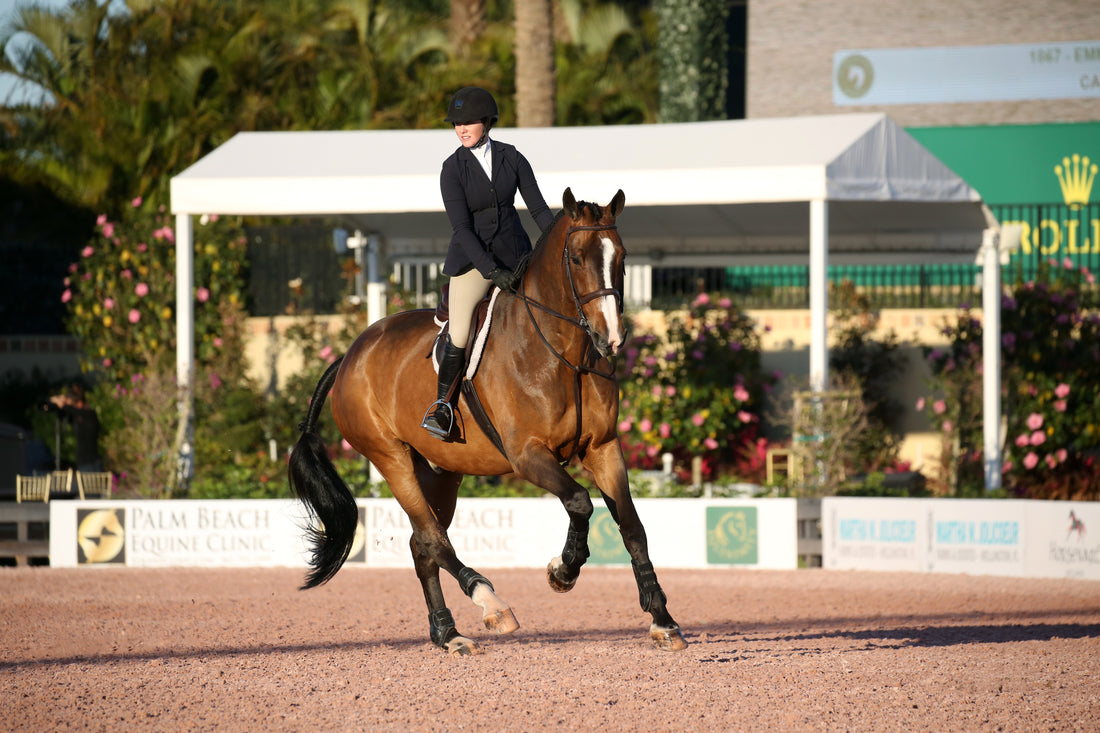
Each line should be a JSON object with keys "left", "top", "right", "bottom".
{"left": 447, "top": 269, "right": 492, "bottom": 349}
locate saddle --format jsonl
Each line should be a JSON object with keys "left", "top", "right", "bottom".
{"left": 428, "top": 284, "right": 509, "bottom": 457}
{"left": 430, "top": 283, "right": 500, "bottom": 381}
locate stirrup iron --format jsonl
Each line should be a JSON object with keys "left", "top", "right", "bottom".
{"left": 421, "top": 399, "right": 455, "bottom": 439}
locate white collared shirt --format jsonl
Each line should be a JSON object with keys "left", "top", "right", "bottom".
{"left": 474, "top": 137, "right": 492, "bottom": 179}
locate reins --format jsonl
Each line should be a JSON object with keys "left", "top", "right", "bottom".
{"left": 514, "top": 221, "right": 623, "bottom": 463}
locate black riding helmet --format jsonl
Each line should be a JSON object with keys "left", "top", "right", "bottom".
{"left": 444, "top": 86, "right": 499, "bottom": 126}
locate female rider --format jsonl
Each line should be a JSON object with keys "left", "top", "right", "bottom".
{"left": 421, "top": 86, "right": 555, "bottom": 439}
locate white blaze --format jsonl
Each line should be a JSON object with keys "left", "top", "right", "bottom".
{"left": 600, "top": 237, "right": 624, "bottom": 351}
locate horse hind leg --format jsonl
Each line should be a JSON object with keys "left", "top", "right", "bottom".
{"left": 404, "top": 457, "right": 518, "bottom": 654}
{"left": 411, "top": 536, "right": 478, "bottom": 656}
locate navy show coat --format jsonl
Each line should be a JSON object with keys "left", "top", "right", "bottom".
{"left": 440, "top": 139, "right": 555, "bottom": 278}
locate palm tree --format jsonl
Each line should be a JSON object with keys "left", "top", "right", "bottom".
{"left": 554, "top": 0, "right": 657, "bottom": 126}
{"left": 514, "top": 0, "right": 555, "bottom": 127}
{"left": 449, "top": 0, "right": 486, "bottom": 50}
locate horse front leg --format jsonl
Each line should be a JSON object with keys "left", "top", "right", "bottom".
{"left": 511, "top": 446, "right": 594, "bottom": 593}
{"left": 585, "top": 441, "right": 688, "bottom": 651}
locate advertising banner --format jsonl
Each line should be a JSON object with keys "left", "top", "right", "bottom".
{"left": 1023, "top": 501, "right": 1100, "bottom": 580}
{"left": 48, "top": 497, "right": 799, "bottom": 571}
{"left": 823, "top": 497, "right": 1100, "bottom": 581}
{"left": 926, "top": 500, "right": 1025, "bottom": 576}
{"left": 834, "top": 42, "right": 1100, "bottom": 107}
{"left": 823, "top": 497, "right": 925, "bottom": 572}
{"left": 50, "top": 500, "right": 312, "bottom": 568}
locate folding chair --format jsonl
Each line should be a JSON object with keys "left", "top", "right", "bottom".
{"left": 76, "top": 471, "right": 112, "bottom": 499}
{"left": 16, "top": 474, "right": 51, "bottom": 503}
{"left": 51, "top": 468, "right": 76, "bottom": 498}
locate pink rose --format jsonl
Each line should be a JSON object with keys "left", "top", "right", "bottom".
{"left": 691, "top": 413, "right": 705, "bottom": 427}
{"left": 1056, "top": 449, "right": 1068, "bottom": 463}
{"left": 704, "top": 438, "right": 719, "bottom": 450}
{"left": 128, "top": 309, "right": 141, "bottom": 324}
{"left": 135, "top": 282, "right": 149, "bottom": 297}
{"left": 1030, "top": 431, "right": 1046, "bottom": 446}
{"left": 915, "top": 397, "right": 926, "bottom": 411}
{"left": 196, "top": 287, "right": 210, "bottom": 303}
{"left": 96, "top": 214, "right": 107, "bottom": 226}
{"left": 1026, "top": 413, "right": 1043, "bottom": 431}
{"left": 639, "top": 418, "right": 653, "bottom": 433}
{"left": 1055, "top": 383, "right": 1070, "bottom": 399}
{"left": 737, "top": 410, "right": 754, "bottom": 423}
{"left": 933, "top": 400, "right": 946, "bottom": 415}
{"left": 734, "top": 385, "right": 750, "bottom": 402}
{"left": 103, "top": 298, "right": 114, "bottom": 310}
{"left": 1023, "top": 452, "right": 1039, "bottom": 470}
{"left": 1014, "top": 433, "right": 1030, "bottom": 447}
{"left": 82, "top": 246, "right": 94, "bottom": 258}
{"left": 665, "top": 386, "right": 676, "bottom": 397}
{"left": 102, "top": 223, "right": 114, "bottom": 238}
{"left": 1045, "top": 454, "right": 1058, "bottom": 469}
{"left": 1054, "top": 400, "right": 1067, "bottom": 413}
{"left": 618, "top": 420, "right": 632, "bottom": 433}
{"left": 131, "top": 197, "right": 143, "bottom": 207}
{"left": 659, "top": 423, "right": 671, "bottom": 438}
{"left": 61, "top": 289, "right": 72, "bottom": 303}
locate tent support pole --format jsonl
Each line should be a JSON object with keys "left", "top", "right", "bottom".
{"left": 809, "top": 198, "right": 828, "bottom": 393}
{"left": 981, "top": 228, "right": 1002, "bottom": 493}
{"left": 175, "top": 213, "right": 195, "bottom": 491}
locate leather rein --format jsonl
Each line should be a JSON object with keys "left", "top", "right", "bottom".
{"left": 515, "top": 222, "right": 624, "bottom": 463}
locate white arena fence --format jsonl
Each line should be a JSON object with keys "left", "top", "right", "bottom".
{"left": 41, "top": 497, "right": 1100, "bottom": 581}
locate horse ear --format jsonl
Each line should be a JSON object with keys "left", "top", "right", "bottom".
{"left": 609, "top": 189, "right": 625, "bottom": 217}
{"left": 563, "top": 187, "right": 577, "bottom": 218}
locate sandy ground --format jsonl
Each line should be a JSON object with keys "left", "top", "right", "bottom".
{"left": 2, "top": 565, "right": 1098, "bottom": 732}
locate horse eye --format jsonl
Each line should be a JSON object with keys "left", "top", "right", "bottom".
{"left": 570, "top": 252, "right": 582, "bottom": 266}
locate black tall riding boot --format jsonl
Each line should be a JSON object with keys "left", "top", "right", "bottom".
{"left": 421, "top": 336, "right": 466, "bottom": 440}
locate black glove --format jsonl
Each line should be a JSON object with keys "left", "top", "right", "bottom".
{"left": 488, "top": 267, "right": 517, "bottom": 292}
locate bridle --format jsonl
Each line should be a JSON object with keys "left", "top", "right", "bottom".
{"left": 514, "top": 221, "right": 625, "bottom": 464}
{"left": 517, "top": 222, "right": 624, "bottom": 379}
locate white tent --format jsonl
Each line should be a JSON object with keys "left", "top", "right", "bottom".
{"left": 171, "top": 113, "right": 1005, "bottom": 487}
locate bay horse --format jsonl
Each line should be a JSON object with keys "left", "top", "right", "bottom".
{"left": 288, "top": 188, "right": 687, "bottom": 655}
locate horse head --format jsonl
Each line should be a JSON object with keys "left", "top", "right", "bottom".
{"left": 557, "top": 187, "right": 627, "bottom": 359}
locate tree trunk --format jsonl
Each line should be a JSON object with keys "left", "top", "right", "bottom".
{"left": 514, "top": 0, "right": 555, "bottom": 127}
{"left": 449, "top": 0, "right": 486, "bottom": 50}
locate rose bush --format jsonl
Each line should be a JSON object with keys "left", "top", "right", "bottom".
{"left": 617, "top": 294, "right": 778, "bottom": 483}
{"left": 919, "top": 258, "right": 1100, "bottom": 499}
{"left": 62, "top": 198, "right": 254, "bottom": 496}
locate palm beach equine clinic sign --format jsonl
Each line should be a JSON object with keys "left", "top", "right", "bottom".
{"left": 48, "top": 498, "right": 797, "bottom": 570}
{"left": 834, "top": 41, "right": 1100, "bottom": 105}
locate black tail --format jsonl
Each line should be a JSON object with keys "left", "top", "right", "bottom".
{"left": 288, "top": 356, "right": 358, "bottom": 589}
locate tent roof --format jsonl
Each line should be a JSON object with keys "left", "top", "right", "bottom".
{"left": 170, "top": 113, "right": 988, "bottom": 265}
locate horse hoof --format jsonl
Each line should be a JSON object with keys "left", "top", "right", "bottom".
{"left": 446, "top": 636, "right": 479, "bottom": 656}
{"left": 650, "top": 623, "right": 688, "bottom": 651}
{"left": 483, "top": 607, "right": 520, "bottom": 635}
{"left": 546, "top": 558, "right": 577, "bottom": 593}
